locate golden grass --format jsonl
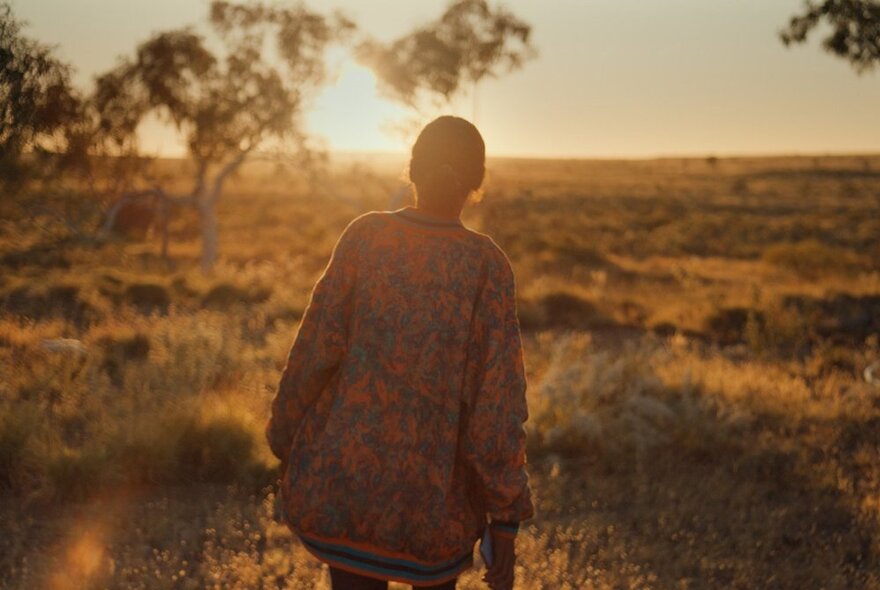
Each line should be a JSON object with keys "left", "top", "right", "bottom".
{"left": 1, "top": 153, "right": 879, "bottom": 588}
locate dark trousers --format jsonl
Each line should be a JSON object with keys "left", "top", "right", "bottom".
{"left": 329, "top": 566, "right": 456, "bottom": 590}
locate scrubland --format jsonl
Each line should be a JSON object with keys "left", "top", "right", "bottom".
{"left": 1, "top": 154, "right": 879, "bottom": 589}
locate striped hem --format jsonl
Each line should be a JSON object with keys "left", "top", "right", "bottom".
{"left": 297, "top": 532, "right": 473, "bottom": 587}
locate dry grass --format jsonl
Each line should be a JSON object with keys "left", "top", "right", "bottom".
{"left": 1, "top": 153, "right": 880, "bottom": 588}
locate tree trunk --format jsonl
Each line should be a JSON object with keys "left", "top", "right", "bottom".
{"left": 199, "top": 196, "right": 219, "bottom": 273}
{"left": 158, "top": 197, "right": 170, "bottom": 264}
{"left": 196, "top": 149, "right": 250, "bottom": 273}
{"left": 472, "top": 78, "right": 479, "bottom": 123}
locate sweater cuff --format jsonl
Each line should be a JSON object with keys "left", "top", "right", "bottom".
{"left": 489, "top": 520, "right": 520, "bottom": 539}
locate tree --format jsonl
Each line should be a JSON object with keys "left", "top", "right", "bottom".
{"left": 356, "top": 0, "right": 536, "bottom": 119}
{"left": 0, "top": 2, "right": 81, "bottom": 193}
{"left": 95, "top": 1, "right": 353, "bottom": 271}
{"left": 780, "top": 0, "right": 880, "bottom": 73}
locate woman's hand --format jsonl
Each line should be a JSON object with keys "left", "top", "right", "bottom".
{"left": 482, "top": 529, "right": 516, "bottom": 590}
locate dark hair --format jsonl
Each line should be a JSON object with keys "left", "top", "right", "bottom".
{"left": 409, "top": 116, "right": 486, "bottom": 208}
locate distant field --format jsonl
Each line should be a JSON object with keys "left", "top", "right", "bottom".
{"left": 1, "top": 154, "right": 879, "bottom": 588}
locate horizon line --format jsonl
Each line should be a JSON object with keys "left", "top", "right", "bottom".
{"left": 147, "top": 148, "right": 880, "bottom": 164}
{"left": 162, "top": 149, "right": 880, "bottom": 162}
{"left": 327, "top": 148, "right": 880, "bottom": 162}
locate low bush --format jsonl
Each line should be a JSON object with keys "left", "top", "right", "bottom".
{"left": 763, "top": 239, "right": 870, "bottom": 279}
{"left": 1, "top": 281, "right": 100, "bottom": 325}
{"left": 0, "top": 394, "right": 270, "bottom": 501}
{"left": 123, "top": 283, "right": 171, "bottom": 311}
{"left": 519, "top": 291, "right": 614, "bottom": 331}
{"left": 0, "top": 312, "right": 271, "bottom": 501}
{"left": 202, "top": 282, "right": 272, "bottom": 309}
{"left": 704, "top": 300, "right": 810, "bottom": 357}
{"left": 704, "top": 306, "right": 754, "bottom": 346}
{"left": 528, "top": 334, "right": 730, "bottom": 463}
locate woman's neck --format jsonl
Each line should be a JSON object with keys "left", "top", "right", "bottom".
{"left": 412, "top": 201, "right": 462, "bottom": 222}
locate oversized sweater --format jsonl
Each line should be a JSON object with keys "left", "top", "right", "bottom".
{"left": 266, "top": 205, "right": 534, "bottom": 586}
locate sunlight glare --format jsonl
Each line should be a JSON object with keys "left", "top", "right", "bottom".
{"left": 307, "top": 60, "right": 408, "bottom": 154}
{"left": 49, "top": 525, "right": 114, "bottom": 590}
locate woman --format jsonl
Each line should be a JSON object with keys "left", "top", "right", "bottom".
{"left": 267, "top": 116, "right": 534, "bottom": 590}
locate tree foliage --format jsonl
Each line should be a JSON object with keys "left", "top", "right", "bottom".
{"left": 0, "top": 2, "right": 81, "bottom": 191}
{"left": 780, "top": 0, "right": 880, "bottom": 72}
{"left": 91, "top": 1, "right": 353, "bottom": 270}
{"left": 356, "top": 0, "right": 536, "bottom": 107}
{"left": 95, "top": 2, "right": 351, "bottom": 172}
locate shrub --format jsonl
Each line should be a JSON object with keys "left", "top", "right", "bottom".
{"left": 169, "top": 275, "right": 199, "bottom": 298}
{"left": 551, "top": 242, "right": 611, "bottom": 269}
{"left": 123, "top": 283, "right": 171, "bottom": 311}
{"left": 0, "top": 404, "right": 48, "bottom": 493}
{"left": 519, "top": 291, "right": 613, "bottom": 331}
{"left": 174, "top": 415, "right": 258, "bottom": 483}
{"left": 763, "top": 240, "right": 869, "bottom": 279}
{"left": 2, "top": 282, "right": 98, "bottom": 324}
{"left": 744, "top": 299, "right": 810, "bottom": 358}
{"left": 542, "top": 292, "right": 601, "bottom": 327}
{"left": 19, "top": 396, "right": 270, "bottom": 499}
{"left": 96, "top": 331, "right": 151, "bottom": 385}
{"left": 47, "top": 446, "right": 117, "bottom": 500}
{"left": 202, "top": 282, "right": 272, "bottom": 309}
{"left": 528, "top": 334, "right": 719, "bottom": 462}
{"left": 109, "top": 401, "right": 266, "bottom": 488}
{"left": 143, "top": 311, "right": 246, "bottom": 394}
{"left": 704, "top": 300, "right": 810, "bottom": 357}
{"left": 704, "top": 307, "right": 754, "bottom": 346}
{"left": 97, "top": 332, "right": 151, "bottom": 362}
{"left": 804, "top": 342, "right": 860, "bottom": 378}
{"left": 0, "top": 243, "right": 71, "bottom": 270}
{"left": 0, "top": 307, "right": 270, "bottom": 500}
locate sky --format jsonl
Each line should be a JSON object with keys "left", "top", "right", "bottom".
{"left": 13, "top": 0, "right": 880, "bottom": 159}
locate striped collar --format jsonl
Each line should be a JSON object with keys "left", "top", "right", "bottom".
{"left": 393, "top": 206, "right": 464, "bottom": 229}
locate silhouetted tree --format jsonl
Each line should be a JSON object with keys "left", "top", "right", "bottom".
{"left": 780, "top": 0, "right": 880, "bottom": 72}
{"left": 0, "top": 2, "right": 81, "bottom": 193}
{"left": 356, "top": 0, "right": 535, "bottom": 117}
{"left": 95, "top": 1, "right": 352, "bottom": 271}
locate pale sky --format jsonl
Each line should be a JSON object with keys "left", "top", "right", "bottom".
{"left": 13, "top": 0, "right": 880, "bottom": 158}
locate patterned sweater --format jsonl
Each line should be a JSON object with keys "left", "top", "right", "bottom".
{"left": 267, "top": 206, "right": 534, "bottom": 586}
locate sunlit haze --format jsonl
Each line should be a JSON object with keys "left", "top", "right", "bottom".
{"left": 14, "top": 0, "right": 880, "bottom": 158}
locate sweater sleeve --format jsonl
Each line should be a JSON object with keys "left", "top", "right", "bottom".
{"left": 461, "top": 246, "right": 535, "bottom": 530}
{"left": 266, "top": 218, "right": 362, "bottom": 462}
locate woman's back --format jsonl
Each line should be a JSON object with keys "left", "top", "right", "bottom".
{"left": 267, "top": 117, "right": 533, "bottom": 589}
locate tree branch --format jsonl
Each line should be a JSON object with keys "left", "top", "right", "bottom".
{"left": 208, "top": 147, "right": 252, "bottom": 203}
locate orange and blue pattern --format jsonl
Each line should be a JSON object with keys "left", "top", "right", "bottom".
{"left": 267, "top": 206, "right": 534, "bottom": 586}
